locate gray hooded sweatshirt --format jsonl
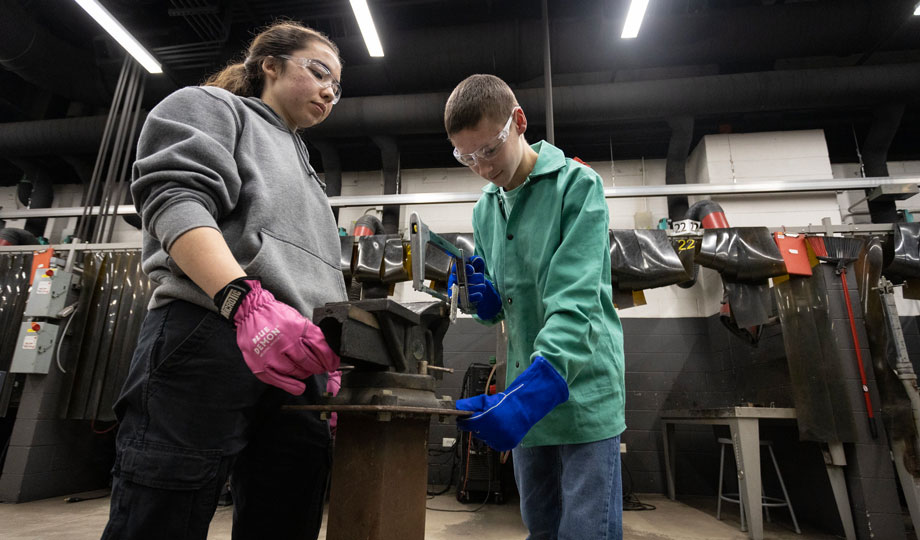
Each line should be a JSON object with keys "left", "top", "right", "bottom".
{"left": 132, "top": 85, "right": 347, "bottom": 316}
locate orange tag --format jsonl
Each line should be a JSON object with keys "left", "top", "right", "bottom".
{"left": 773, "top": 232, "right": 812, "bottom": 276}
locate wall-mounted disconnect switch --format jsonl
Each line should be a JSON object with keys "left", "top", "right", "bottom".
{"left": 10, "top": 321, "right": 59, "bottom": 374}
{"left": 24, "top": 267, "right": 76, "bottom": 318}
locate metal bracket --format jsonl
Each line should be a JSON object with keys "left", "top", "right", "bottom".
{"left": 409, "top": 212, "right": 473, "bottom": 315}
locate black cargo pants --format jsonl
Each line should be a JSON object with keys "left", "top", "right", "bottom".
{"left": 100, "top": 300, "right": 331, "bottom": 540}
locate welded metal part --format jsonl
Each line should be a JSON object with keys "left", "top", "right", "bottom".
{"left": 609, "top": 229, "right": 689, "bottom": 290}
{"left": 409, "top": 212, "right": 450, "bottom": 302}
{"left": 288, "top": 372, "right": 466, "bottom": 419}
{"left": 291, "top": 404, "right": 470, "bottom": 416}
{"left": 773, "top": 270, "right": 858, "bottom": 442}
{"left": 354, "top": 234, "right": 396, "bottom": 281}
{"left": 382, "top": 237, "right": 409, "bottom": 283}
{"left": 339, "top": 236, "right": 354, "bottom": 279}
{"left": 408, "top": 213, "right": 476, "bottom": 315}
{"left": 0, "top": 252, "right": 33, "bottom": 415}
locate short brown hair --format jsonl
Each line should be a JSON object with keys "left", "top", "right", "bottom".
{"left": 444, "top": 74, "right": 519, "bottom": 136}
{"left": 204, "top": 21, "right": 340, "bottom": 97}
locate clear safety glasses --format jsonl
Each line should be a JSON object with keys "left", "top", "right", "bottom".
{"left": 277, "top": 55, "right": 342, "bottom": 105}
{"left": 452, "top": 111, "right": 516, "bottom": 167}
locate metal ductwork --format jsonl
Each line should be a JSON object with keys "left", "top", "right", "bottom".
{"left": 2, "top": 63, "right": 917, "bottom": 160}
{"left": 312, "top": 139, "right": 343, "bottom": 221}
{"left": 665, "top": 116, "right": 694, "bottom": 221}
{"left": 372, "top": 136, "right": 401, "bottom": 234}
{"left": 863, "top": 103, "right": 907, "bottom": 223}
{"left": 311, "top": 62, "right": 920, "bottom": 136}
{"left": 0, "top": 0, "right": 109, "bottom": 106}
{"left": 6, "top": 159, "right": 56, "bottom": 238}
{"left": 0, "top": 228, "right": 39, "bottom": 246}
{"left": 0, "top": 116, "right": 129, "bottom": 158}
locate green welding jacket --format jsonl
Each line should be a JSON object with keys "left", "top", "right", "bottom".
{"left": 471, "top": 141, "right": 626, "bottom": 447}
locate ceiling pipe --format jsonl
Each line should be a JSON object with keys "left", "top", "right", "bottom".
{"left": 2, "top": 63, "right": 918, "bottom": 156}
{"left": 6, "top": 158, "right": 58, "bottom": 238}
{"left": 0, "top": 115, "right": 147, "bottom": 157}
{"left": 371, "top": 136, "right": 401, "bottom": 234}
{"left": 311, "top": 62, "right": 920, "bottom": 137}
{"left": 863, "top": 103, "right": 907, "bottom": 223}
{"left": 665, "top": 116, "right": 694, "bottom": 221}
{"left": 0, "top": 0, "right": 109, "bottom": 106}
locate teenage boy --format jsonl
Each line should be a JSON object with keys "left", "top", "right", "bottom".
{"left": 445, "top": 74, "right": 625, "bottom": 539}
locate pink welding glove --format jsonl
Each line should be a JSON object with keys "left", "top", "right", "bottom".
{"left": 214, "top": 278, "right": 340, "bottom": 395}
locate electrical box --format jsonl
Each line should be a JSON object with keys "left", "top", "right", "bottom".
{"left": 24, "top": 267, "right": 75, "bottom": 318}
{"left": 9, "top": 321, "right": 59, "bottom": 374}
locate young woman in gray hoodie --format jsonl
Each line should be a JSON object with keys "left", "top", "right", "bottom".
{"left": 101, "top": 21, "right": 347, "bottom": 540}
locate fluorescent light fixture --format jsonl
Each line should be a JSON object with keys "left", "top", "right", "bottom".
{"left": 350, "top": 0, "right": 385, "bottom": 57}
{"left": 914, "top": 2, "right": 920, "bottom": 15}
{"left": 73, "top": 0, "right": 162, "bottom": 74}
{"left": 621, "top": 0, "right": 650, "bottom": 39}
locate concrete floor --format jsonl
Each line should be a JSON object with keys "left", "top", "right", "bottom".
{"left": 0, "top": 490, "right": 840, "bottom": 539}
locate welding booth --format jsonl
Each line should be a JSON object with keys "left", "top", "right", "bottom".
{"left": 2, "top": 172, "right": 920, "bottom": 540}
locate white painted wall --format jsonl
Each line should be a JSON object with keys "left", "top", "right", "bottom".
{"left": 687, "top": 130, "right": 841, "bottom": 228}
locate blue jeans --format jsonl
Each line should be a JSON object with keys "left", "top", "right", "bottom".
{"left": 512, "top": 435, "right": 622, "bottom": 540}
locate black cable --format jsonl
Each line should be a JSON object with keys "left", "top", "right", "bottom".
{"left": 427, "top": 363, "right": 496, "bottom": 511}
{"left": 621, "top": 455, "right": 656, "bottom": 511}
{"left": 427, "top": 440, "right": 492, "bottom": 513}
{"left": 427, "top": 440, "right": 458, "bottom": 496}
{"left": 64, "top": 492, "right": 110, "bottom": 503}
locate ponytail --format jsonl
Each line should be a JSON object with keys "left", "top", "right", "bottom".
{"left": 202, "top": 21, "right": 340, "bottom": 98}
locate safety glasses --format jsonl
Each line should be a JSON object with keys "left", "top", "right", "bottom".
{"left": 277, "top": 55, "right": 342, "bottom": 105}
{"left": 452, "top": 111, "right": 516, "bottom": 167}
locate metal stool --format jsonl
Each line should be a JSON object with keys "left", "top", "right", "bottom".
{"left": 716, "top": 438, "right": 801, "bottom": 534}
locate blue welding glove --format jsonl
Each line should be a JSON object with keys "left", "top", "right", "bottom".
{"left": 456, "top": 356, "right": 569, "bottom": 451}
{"left": 447, "top": 256, "right": 502, "bottom": 320}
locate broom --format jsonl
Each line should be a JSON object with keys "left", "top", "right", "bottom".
{"left": 806, "top": 235, "right": 878, "bottom": 439}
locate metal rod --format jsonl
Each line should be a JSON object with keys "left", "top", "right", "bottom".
{"left": 0, "top": 221, "right": 906, "bottom": 254}
{"left": 0, "top": 242, "right": 142, "bottom": 253}
{"left": 542, "top": 0, "right": 554, "bottom": 144}
{"left": 2, "top": 177, "right": 918, "bottom": 220}
{"left": 95, "top": 61, "right": 141, "bottom": 243}
{"left": 105, "top": 72, "right": 146, "bottom": 243}
{"left": 76, "top": 56, "right": 131, "bottom": 240}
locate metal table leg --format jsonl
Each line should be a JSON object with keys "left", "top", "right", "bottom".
{"left": 730, "top": 418, "right": 763, "bottom": 540}
{"left": 663, "top": 421, "right": 677, "bottom": 500}
{"left": 823, "top": 442, "right": 856, "bottom": 540}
